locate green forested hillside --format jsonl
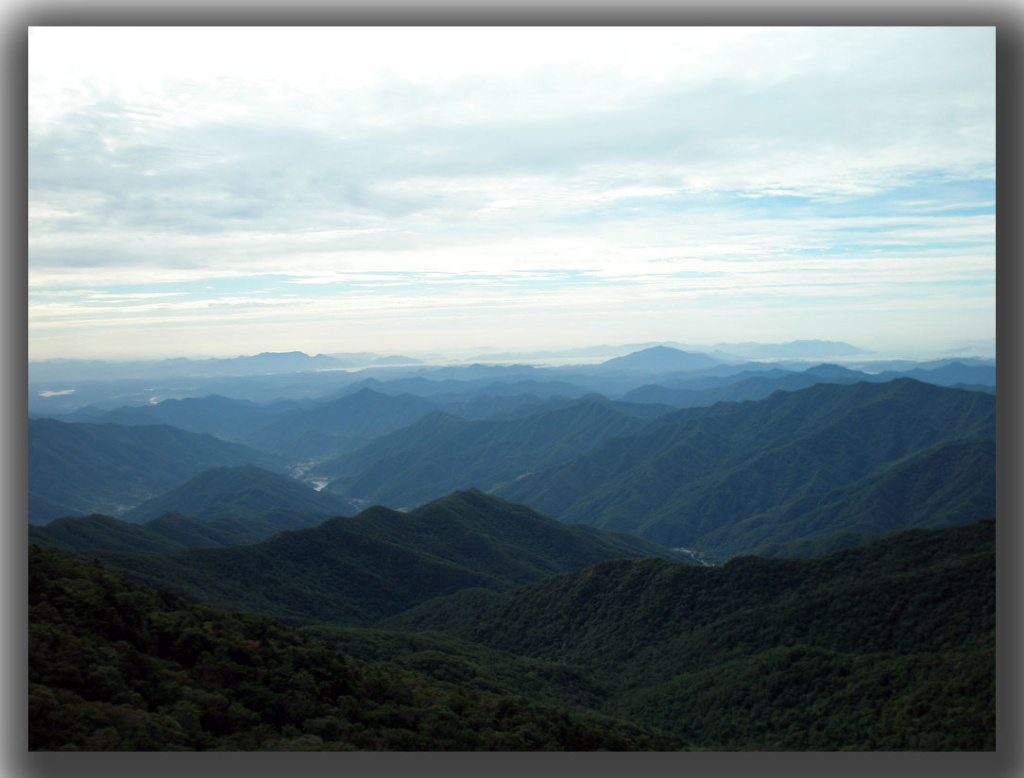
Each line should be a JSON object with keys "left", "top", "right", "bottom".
{"left": 31, "top": 464, "right": 359, "bottom": 552}
{"left": 30, "top": 520, "right": 994, "bottom": 750}
{"left": 29, "top": 545, "right": 678, "bottom": 751}
{"left": 314, "top": 398, "right": 651, "bottom": 509}
{"left": 499, "top": 379, "right": 995, "bottom": 555}
{"left": 728, "top": 438, "right": 996, "bottom": 557}
{"left": 314, "top": 409, "right": 468, "bottom": 481}
{"left": 28, "top": 419, "right": 284, "bottom": 523}
{"left": 69, "top": 388, "right": 443, "bottom": 465}
{"left": 382, "top": 520, "right": 994, "bottom": 666}
{"left": 29, "top": 514, "right": 198, "bottom": 556}
{"left": 142, "top": 511, "right": 307, "bottom": 548}
{"left": 83, "top": 490, "right": 684, "bottom": 627}
{"left": 29, "top": 509, "right": 325, "bottom": 554}
{"left": 380, "top": 520, "right": 995, "bottom": 749}
{"left": 26, "top": 372, "right": 998, "bottom": 752}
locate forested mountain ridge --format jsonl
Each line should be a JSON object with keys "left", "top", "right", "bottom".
{"left": 235, "top": 388, "right": 441, "bottom": 461}
{"left": 120, "top": 465, "right": 358, "bottom": 525}
{"left": 621, "top": 359, "right": 995, "bottom": 408}
{"left": 30, "top": 376, "right": 995, "bottom": 565}
{"left": 380, "top": 519, "right": 994, "bottom": 749}
{"left": 29, "top": 465, "right": 363, "bottom": 552}
{"left": 382, "top": 519, "right": 994, "bottom": 666}
{"left": 30, "top": 511, "right": 290, "bottom": 554}
{"left": 313, "top": 397, "right": 654, "bottom": 509}
{"left": 78, "top": 490, "right": 685, "bottom": 628}
{"left": 86, "top": 388, "right": 442, "bottom": 463}
{"left": 721, "top": 437, "right": 996, "bottom": 557}
{"left": 30, "top": 514, "right": 203, "bottom": 556}
{"left": 30, "top": 544, "right": 680, "bottom": 751}
{"left": 26, "top": 343, "right": 999, "bottom": 752}
{"left": 28, "top": 419, "right": 284, "bottom": 523}
{"left": 30, "top": 519, "right": 994, "bottom": 750}
{"left": 29, "top": 509, "right": 338, "bottom": 554}
{"left": 498, "top": 379, "right": 995, "bottom": 555}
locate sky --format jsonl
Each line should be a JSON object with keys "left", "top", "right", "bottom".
{"left": 28, "top": 26, "right": 996, "bottom": 361}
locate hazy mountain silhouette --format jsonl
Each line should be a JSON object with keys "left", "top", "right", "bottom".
{"left": 28, "top": 419, "right": 284, "bottom": 523}
{"left": 120, "top": 465, "right": 357, "bottom": 524}
{"left": 313, "top": 397, "right": 654, "bottom": 509}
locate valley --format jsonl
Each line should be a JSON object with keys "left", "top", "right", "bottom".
{"left": 27, "top": 343, "right": 998, "bottom": 751}
{"left": 28, "top": 24, "right": 996, "bottom": 756}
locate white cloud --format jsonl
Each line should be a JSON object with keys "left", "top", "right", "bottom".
{"left": 28, "top": 27, "right": 995, "bottom": 359}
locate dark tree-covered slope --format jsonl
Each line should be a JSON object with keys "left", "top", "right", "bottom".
{"left": 621, "top": 365, "right": 866, "bottom": 407}
{"left": 381, "top": 520, "right": 995, "bottom": 750}
{"left": 29, "top": 509, "right": 334, "bottom": 555}
{"left": 499, "top": 379, "right": 995, "bottom": 555}
{"left": 723, "top": 437, "right": 996, "bottom": 557}
{"left": 29, "top": 520, "right": 995, "bottom": 750}
{"left": 86, "top": 490, "right": 684, "bottom": 628}
{"left": 29, "top": 514, "right": 197, "bottom": 556}
{"left": 29, "top": 545, "right": 678, "bottom": 751}
{"left": 382, "top": 519, "right": 995, "bottom": 668}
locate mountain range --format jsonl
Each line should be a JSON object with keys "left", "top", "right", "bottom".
{"left": 25, "top": 341, "right": 998, "bottom": 751}
{"left": 622, "top": 360, "right": 995, "bottom": 407}
{"left": 25, "top": 339, "right": 999, "bottom": 753}
{"left": 120, "top": 465, "right": 358, "bottom": 524}
{"left": 28, "top": 419, "right": 283, "bottom": 523}
{"left": 30, "top": 517, "right": 994, "bottom": 750}
{"left": 79, "top": 490, "right": 684, "bottom": 628}
{"left": 30, "top": 372, "right": 995, "bottom": 566}
{"left": 28, "top": 350, "right": 409, "bottom": 383}
{"left": 29, "top": 343, "right": 994, "bottom": 416}
{"left": 378, "top": 519, "right": 993, "bottom": 749}
{"left": 312, "top": 397, "right": 659, "bottom": 509}
{"left": 30, "top": 465, "right": 361, "bottom": 552}
{"left": 498, "top": 378, "right": 995, "bottom": 556}
{"left": 29, "top": 544, "right": 683, "bottom": 751}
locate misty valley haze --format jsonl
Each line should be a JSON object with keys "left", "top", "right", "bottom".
{"left": 28, "top": 339, "right": 996, "bottom": 751}
{"left": 27, "top": 25, "right": 996, "bottom": 755}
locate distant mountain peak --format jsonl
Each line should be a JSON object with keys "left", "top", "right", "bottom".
{"left": 597, "top": 347, "right": 721, "bottom": 374}
{"left": 251, "top": 350, "right": 310, "bottom": 358}
{"left": 804, "top": 363, "right": 862, "bottom": 378}
{"left": 345, "top": 386, "right": 388, "bottom": 398}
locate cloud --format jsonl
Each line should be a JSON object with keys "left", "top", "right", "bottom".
{"left": 28, "top": 27, "right": 995, "bottom": 359}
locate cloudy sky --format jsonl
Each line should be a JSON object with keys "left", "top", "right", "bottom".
{"left": 28, "top": 26, "right": 995, "bottom": 361}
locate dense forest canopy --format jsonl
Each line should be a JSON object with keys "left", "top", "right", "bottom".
{"left": 27, "top": 351, "right": 997, "bottom": 752}
{"left": 30, "top": 518, "right": 995, "bottom": 751}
